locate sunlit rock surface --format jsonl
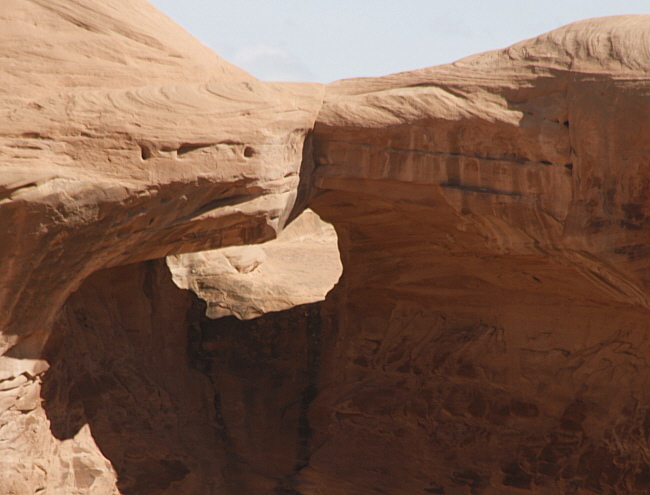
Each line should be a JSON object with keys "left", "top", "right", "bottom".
{"left": 167, "top": 209, "right": 341, "bottom": 319}
{"left": 3, "top": 2, "right": 650, "bottom": 494}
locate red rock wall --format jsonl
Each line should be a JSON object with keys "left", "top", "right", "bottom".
{"left": 299, "top": 220, "right": 650, "bottom": 494}
{"left": 41, "top": 260, "right": 335, "bottom": 495}
{"left": 42, "top": 260, "right": 221, "bottom": 494}
{"left": 304, "top": 18, "right": 650, "bottom": 492}
{"left": 36, "top": 236, "right": 650, "bottom": 494}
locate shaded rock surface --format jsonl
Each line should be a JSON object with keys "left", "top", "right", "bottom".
{"left": 306, "top": 15, "right": 650, "bottom": 495}
{"left": 41, "top": 261, "right": 213, "bottom": 495}
{"left": 41, "top": 258, "right": 336, "bottom": 495}
{"left": 3, "top": 3, "right": 650, "bottom": 495}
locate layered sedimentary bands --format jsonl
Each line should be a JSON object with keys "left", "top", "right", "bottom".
{"left": 2, "top": 1, "right": 650, "bottom": 494}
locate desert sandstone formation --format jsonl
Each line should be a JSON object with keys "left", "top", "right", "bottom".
{"left": 0, "top": 0, "right": 322, "bottom": 366}
{"left": 2, "top": 1, "right": 650, "bottom": 494}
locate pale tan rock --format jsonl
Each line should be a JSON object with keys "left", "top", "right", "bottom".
{"left": 167, "top": 209, "right": 342, "bottom": 319}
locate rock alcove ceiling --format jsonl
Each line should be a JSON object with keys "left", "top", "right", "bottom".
{"left": 2, "top": 1, "right": 650, "bottom": 494}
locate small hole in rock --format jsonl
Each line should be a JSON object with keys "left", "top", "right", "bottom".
{"left": 564, "top": 163, "right": 573, "bottom": 171}
{"left": 243, "top": 146, "right": 255, "bottom": 158}
{"left": 140, "top": 144, "right": 153, "bottom": 160}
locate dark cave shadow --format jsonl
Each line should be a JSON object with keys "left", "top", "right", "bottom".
{"left": 40, "top": 260, "right": 217, "bottom": 495}
{"left": 40, "top": 258, "right": 332, "bottom": 495}
{"left": 39, "top": 128, "right": 329, "bottom": 494}
{"left": 285, "top": 130, "right": 317, "bottom": 227}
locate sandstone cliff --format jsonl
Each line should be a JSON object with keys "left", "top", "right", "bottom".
{"left": 2, "top": 2, "right": 650, "bottom": 494}
{"left": 307, "top": 16, "right": 650, "bottom": 494}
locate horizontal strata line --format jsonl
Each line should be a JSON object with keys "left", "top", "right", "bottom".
{"left": 314, "top": 169, "right": 531, "bottom": 197}
{"left": 386, "top": 147, "right": 554, "bottom": 167}
{"left": 319, "top": 141, "right": 556, "bottom": 166}
{"left": 439, "top": 182, "right": 523, "bottom": 197}
{"left": 314, "top": 174, "right": 526, "bottom": 199}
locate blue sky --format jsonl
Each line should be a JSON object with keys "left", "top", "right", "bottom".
{"left": 149, "top": 0, "right": 650, "bottom": 82}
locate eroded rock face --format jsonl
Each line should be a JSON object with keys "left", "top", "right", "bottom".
{"left": 0, "top": 0, "right": 323, "bottom": 369}
{"left": 40, "top": 261, "right": 214, "bottom": 495}
{"left": 0, "top": 1, "right": 321, "bottom": 492}
{"left": 4, "top": 3, "right": 650, "bottom": 495}
{"left": 38, "top": 259, "right": 336, "bottom": 495}
{"left": 307, "top": 16, "right": 650, "bottom": 494}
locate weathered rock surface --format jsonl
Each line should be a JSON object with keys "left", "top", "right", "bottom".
{"left": 0, "top": 0, "right": 321, "bottom": 492}
{"left": 3, "top": 3, "right": 650, "bottom": 494}
{"left": 307, "top": 15, "right": 650, "bottom": 494}
{"left": 0, "top": 0, "right": 322, "bottom": 367}
{"left": 39, "top": 261, "right": 212, "bottom": 495}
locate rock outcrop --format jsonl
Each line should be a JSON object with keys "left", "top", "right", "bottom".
{"left": 3, "top": 2, "right": 650, "bottom": 494}
{"left": 0, "top": 0, "right": 322, "bottom": 364}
